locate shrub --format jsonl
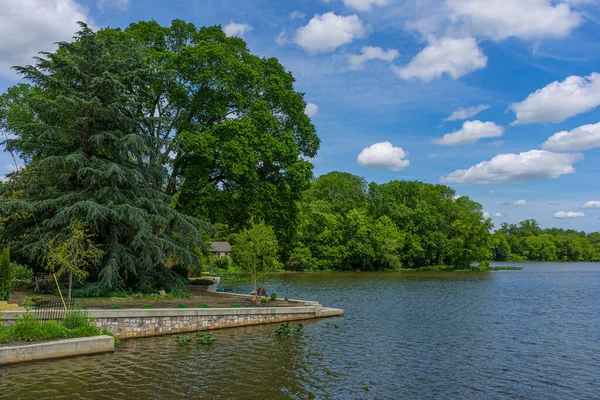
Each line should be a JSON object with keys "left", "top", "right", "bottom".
{"left": 0, "top": 247, "right": 13, "bottom": 301}
{"left": 213, "top": 257, "right": 230, "bottom": 270}
{"left": 170, "top": 288, "right": 190, "bottom": 298}
{"left": 140, "top": 304, "right": 156, "bottom": 309}
{"left": 0, "top": 324, "right": 10, "bottom": 344}
{"left": 230, "top": 304, "right": 242, "bottom": 308}
{"left": 270, "top": 292, "right": 277, "bottom": 301}
{"left": 175, "top": 304, "right": 189, "bottom": 309}
{"left": 61, "top": 310, "right": 89, "bottom": 330}
{"left": 197, "top": 303, "right": 210, "bottom": 308}
{"left": 11, "top": 263, "right": 33, "bottom": 285}
{"left": 196, "top": 332, "right": 215, "bottom": 345}
{"left": 260, "top": 296, "right": 268, "bottom": 303}
{"left": 110, "top": 305, "right": 125, "bottom": 310}
{"left": 70, "top": 324, "right": 101, "bottom": 338}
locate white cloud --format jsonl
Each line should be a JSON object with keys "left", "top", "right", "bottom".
{"left": 582, "top": 201, "right": 600, "bottom": 209}
{"left": 97, "top": 0, "right": 129, "bottom": 10}
{"left": 295, "top": 12, "right": 367, "bottom": 53}
{"left": 0, "top": 0, "right": 91, "bottom": 78}
{"left": 513, "top": 199, "right": 527, "bottom": 206}
{"left": 394, "top": 37, "right": 487, "bottom": 82}
{"left": 275, "top": 30, "right": 289, "bottom": 46}
{"left": 223, "top": 22, "right": 253, "bottom": 37}
{"left": 357, "top": 142, "right": 410, "bottom": 171}
{"left": 305, "top": 103, "right": 319, "bottom": 118}
{"left": 444, "top": 104, "right": 490, "bottom": 121}
{"left": 440, "top": 150, "right": 582, "bottom": 184}
{"left": 483, "top": 211, "right": 490, "bottom": 218}
{"left": 447, "top": 0, "right": 582, "bottom": 40}
{"left": 342, "top": 0, "right": 389, "bottom": 11}
{"left": 348, "top": 46, "right": 399, "bottom": 70}
{"left": 542, "top": 122, "right": 600, "bottom": 152}
{"left": 510, "top": 73, "right": 600, "bottom": 125}
{"left": 554, "top": 211, "right": 585, "bottom": 219}
{"left": 494, "top": 212, "right": 504, "bottom": 217}
{"left": 289, "top": 11, "right": 305, "bottom": 20}
{"left": 433, "top": 120, "right": 504, "bottom": 146}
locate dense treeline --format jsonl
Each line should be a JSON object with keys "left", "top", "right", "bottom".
{"left": 492, "top": 220, "right": 600, "bottom": 262}
{"left": 286, "top": 172, "right": 492, "bottom": 271}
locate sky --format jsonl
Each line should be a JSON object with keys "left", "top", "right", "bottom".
{"left": 1, "top": 0, "right": 600, "bottom": 231}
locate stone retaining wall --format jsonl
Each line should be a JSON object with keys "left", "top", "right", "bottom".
{"left": 2, "top": 306, "right": 343, "bottom": 339}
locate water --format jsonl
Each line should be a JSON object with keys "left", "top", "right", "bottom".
{"left": 1, "top": 262, "right": 599, "bottom": 399}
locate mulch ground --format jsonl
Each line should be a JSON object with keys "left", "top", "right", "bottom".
{"left": 10, "top": 285, "right": 302, "bottom": 309}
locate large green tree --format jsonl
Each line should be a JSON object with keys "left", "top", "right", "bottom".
{"left": 0, "top": 24, "right": 205, "bottom": 292}
{"left": 101, "top": 20, "right": 319, "bottom": 256}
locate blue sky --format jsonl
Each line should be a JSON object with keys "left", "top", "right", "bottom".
{"left": 1, "top": 0, "right": 600, "bottom": 231}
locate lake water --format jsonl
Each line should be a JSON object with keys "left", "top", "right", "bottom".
{"left": 1, "top": 262, "right": 599, "bottom": 399}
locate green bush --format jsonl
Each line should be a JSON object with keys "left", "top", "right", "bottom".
{"left": 0, "top": 324, "right": 10, "bottom": 344}
{"left": 260, "top": 296, "right": 269, "bottom": 303}
{"left": 69, "top": 324, "right": 101, "bottom": 338}
{"left": 270, "top": 292, "right": 277, "bottom": 301}
{"left": 197, "top": 303, "right": 210, "bottom": 308}
{"left": 0, "top": 247, "right": 13, "bottom": 301}
{"left": 175, "top": 304, "right": 189, "bottom": 309}
{"left": 230, "top": 304, "right": 242, "bottom": 308}
{"left": 110, "top": 305, "right": 125, "bottom": 310}
{"left": 11, "top": 263, "right": 33, "bottom": 285}
{"left": 140, "top": 304, "right": 156, "bottom": 309}
{"left": 61, "top": 310, "right": 89, "bottom": 330}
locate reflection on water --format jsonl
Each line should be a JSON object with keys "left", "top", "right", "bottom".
{"left": 2, "top": 263, "right": 599, "bottom": 399}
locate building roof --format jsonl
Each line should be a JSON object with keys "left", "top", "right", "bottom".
{"left": 210, "top": 241, "right": 231, "bottom": 252}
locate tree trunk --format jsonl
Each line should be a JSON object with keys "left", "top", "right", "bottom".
{"left": 68, "top": 270, "right": 73, "bottom": 301}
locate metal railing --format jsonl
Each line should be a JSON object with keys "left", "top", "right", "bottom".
{"left": 33, "top": 299, "right": 74, "bottom": 321}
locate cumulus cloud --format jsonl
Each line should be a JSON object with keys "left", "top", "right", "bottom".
{"left": 223, "top": 22, "right": 253, "bottom": 37}
{"left": 440, "top": 150, "right": 582, "bottom": 184}
{"left": 494, "top": 212, "right": 504, "bottom": 218}
{"left": 444, "top": 104, "right": 490, "bottom": 121}
{"left": 433, "top": 120, "right": 504, "bottom": 146}
{"left": 510, "top": 73, "right": 600, "bottom": 125}
{"left": 483, "top": 211, "right": 490, "bottom": 218}
{"left": 305, "top": 103, "right": 319, "bottom": 118}
{"left": 97, "top": 0, "right": 129, "bottom": 10}
{"left": 342, "top": 0, "right": 389, "bottom": 11}
{"left": 447, "top": 0, "right": 582, "bottom": 40}
{"left": 554, "top": 211, "right": 585, "bottom": 219}
{"left": 295, "top": 12, "right": 367, "bottom": 53}
{"left": 357, "top": 142, "right": 410, "bottom": 171}
{"left": 348, "top": 46, "right": 399, "bottom": 69}
{"left": 0, "top": 0, "right": 91, "bottom": 78}
{"left": 542, "top": 122, "right": 600, "bottom": 152}
{"left": 513, "top": 199, "right": 527, "bottom": 206}
{"left": 394, "top": 37, "right": 487, "bottom": 82}
{"left": 582, "top": 201, "right": 600, "bottom": 209}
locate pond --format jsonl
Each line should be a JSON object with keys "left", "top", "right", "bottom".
{"left": 1, "top": 262, "right": 599, "bottom": 399}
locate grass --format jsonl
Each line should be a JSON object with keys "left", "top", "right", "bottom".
{"left": 140, "top": 304, "right": 156, "bottom": 309}
{"left": 230, "top": 304, "right": 243, "bottom": 308}
{"left": 0, "top": 311, "right": 107, "bottom": 344}
{"left": 197, "top": 304, "right": 210, "bottom": 308}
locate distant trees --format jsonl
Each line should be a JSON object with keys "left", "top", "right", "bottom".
{"left": 288, "top": 172, "right": 492, "bottom": 271}
{"left": 491, "top": 220, "right": 600, "bottom": 262}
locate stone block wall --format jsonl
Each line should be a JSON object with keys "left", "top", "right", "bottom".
{"left": 92, "top": 312, "right": 316, "bottom": 339}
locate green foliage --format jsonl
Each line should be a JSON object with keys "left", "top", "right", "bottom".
{"left": 230, "top": 304, "right": 242, "bottom": 308}
{"left": 230, "top": 220, "right": 281, "bottom": 298}
{"left": 270, "top": 292, "right": 277, "bottom": 301}
{"left": 61, "top": 310, "right": 89, "bottom": 330}
{"left": 291, "top": 174, "right": 492, "bottom": 271}
{"left": 492, "top": 220, "right": 600, "bottom": 262}
{"left": 197, "top": 303, "right": 210, "bottom": 308}
{"left": 110, "top": 305, "right": 125, "bottom": 310}
{"left": 196, "top": 332, "right": 215, "bottom": 345}
{"left": 11, "top": 263, "right": 32, "bottom": 285}
{"left": 140, "top": 304, "right": 156, "bottom": 309}
{"left": 176, "top": 304, "right": 189, "bottom": 308}
{"left": 6, "top": 313, "right": 101, "bottom": 342}
{"left": 175, "top": 334, "right": 191, "bottom": 344}
{"left": 212, "top": 257, "right": 230, "bottom": 271}
{"left": 0, "top": 23, "right": 206, "bottom": 293}
{"left": 275, "top": 322, "right": 303, "bottom": 337}
{"left": 0, "top": 324, "right": 9, "bottom": 344}
{"left": 260, "top": 296, "right": 269, "bottom": 303}
{"left": 0, "top": 247, "right": 12, "bottom": 301}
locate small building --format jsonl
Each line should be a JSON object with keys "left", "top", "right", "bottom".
{"left": 210, "top": 241, "right": 231, "bottom": 258}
